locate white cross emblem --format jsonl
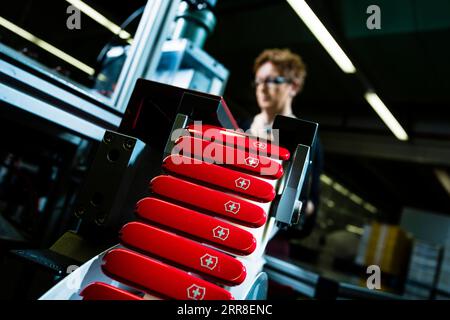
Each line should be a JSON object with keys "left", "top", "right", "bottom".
{"left": 235, "top": 177, "right": 251, "bottom": 190}
{"left": 187, "top": 284, "right": 206, "bottom": 300}
{"left": 224, "top": 200, "right": 240, "bottom": 214}
{"left": 245, "top": 156, "right": 260, "bottom": 168}
{"left": 212, "top": 226, "right": 229, "bottom": 241}
{"left": 200, "top": 254, "right": 218, "bottom": 270}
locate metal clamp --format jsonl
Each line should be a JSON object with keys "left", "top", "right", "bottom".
{"left": 274, "top": 144, "right": 311, "bottom": 228}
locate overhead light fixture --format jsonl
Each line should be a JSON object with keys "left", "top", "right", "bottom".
{"left": 364, "top": 92, "right": 409, "bottom": 141}
{"left": 0, "top": 16, "right": 95, "bottom": 75}
{"left": 286, "top": 0, "right": 356, "bottom": 73}
{"left": 346, "top": 224, "right": 364, "bottom": 235}
{"left": 322, "top": 173, "right": 380, "bottom": 214}
{"left": 66, "top": 0, "right": 132, "bottom": 40}
{"left": 349, "top": 193, "right": 364, "bottom": 205}
{"left": 332, "top": 182, "right": 350, "bottom": 196}
{"left": 363, "top": 203, "right": 378, "bottom": 214}
{"left": 320, "top": 174, "right": 333, "bottom": 185}
{"left": 434, "top": 169, "right": 450, "bottom": 196}
{"left": 285, "top": 1, "right": 407, "bottom": 142}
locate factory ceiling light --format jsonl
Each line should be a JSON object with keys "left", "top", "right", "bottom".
{"left": 66, "top": 0, "right": 132, "bottom": 41}
{"left": 0, "top": 16, "right": 95, "bottom": 75}
{"left": 364, "top": 92, "right": 409, "bottom": 141}
{"left": 321, "top": 174, "right": 379, "bottom": 214}
{"left": 320, "top": 174, "right": 333, "bottom": 186}
{"left": 363, "top": 203, "right": 378, "bottom": 214}
{"left": 286, "top": 0, "right": 356, "bottom": 73}
{"left": 286, "top": 1, "right": 408, "bottom": 141}
{"left": 434, "top": 169, "right": 450, "bottom": 196}
{"left": 346, "top": 224, "right": 364, "bottom": 235}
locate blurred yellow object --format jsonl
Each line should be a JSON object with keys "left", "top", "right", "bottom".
{"left": 357, "top": 222, "right": 412, "bottom": 277}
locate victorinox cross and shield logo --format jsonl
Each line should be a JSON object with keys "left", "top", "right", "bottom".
{"left": 212, "top": 226, "right": 229, "bottom": 241}
{"left": 224, "top": 200, "right": 240, "bottom": 214}
{"left": 245, "top": 156, "right": 259, "bottom": 168}
{"left": 187, "top": 284, "right": 206, "bottom": 300}
{"left": 200, "top": 254, "right": 218, "bottom": 270}
{"left": 235, "top": 177, "right": 251, "bottom": 190}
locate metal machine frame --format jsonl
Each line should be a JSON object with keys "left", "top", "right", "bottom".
{"left": 1, "top": 0, "right": 181, "bottom": 141}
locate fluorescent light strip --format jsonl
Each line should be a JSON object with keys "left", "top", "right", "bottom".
{"left": 332, "top": 182, "right": 350, "bottom": 196}
{"left": 320, "top": 174, "right": 333, "bottom": 185}
{"left": 321, "top": 174, "right": 379, "bottom": 214}
{"left": 363, "top": 203, "right": 378, "bottom": 214}
{"left": 434, "top": 169, "right": 450, "bottom": 195}
{"left": 286, "top": 0, "right": 356, "bottom": 73}
{"left": 0, "top": 16, "right": 95, "bottom": 75}
{"left": 346, "top": 224, "right": 364, "bottom": 235}
{"left": 364, "top": 92, "right": 409, "bottom": 141}
{"left": 66, "top": 0, "right": 131, "bottom": 40}
{"left": 349, "top": 193, "right": 364, "bottom": 205}
{"left": 286, "top": 1, "right": 407, "bottom": 141}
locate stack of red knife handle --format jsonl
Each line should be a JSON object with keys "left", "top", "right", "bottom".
{"left": 81, "top": 125, "right": 290, "bottom": 300}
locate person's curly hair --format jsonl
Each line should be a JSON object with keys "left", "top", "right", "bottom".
{"left": 254, "top": 48, "right": 307, "bottom": 91}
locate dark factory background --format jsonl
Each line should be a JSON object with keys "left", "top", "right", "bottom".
{"left": 0, "top": 0, "right": 449, "bottom": 300}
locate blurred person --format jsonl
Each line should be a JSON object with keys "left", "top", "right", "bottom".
{"left": 245, "top": 48, "right": 323, "bottom": 248}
